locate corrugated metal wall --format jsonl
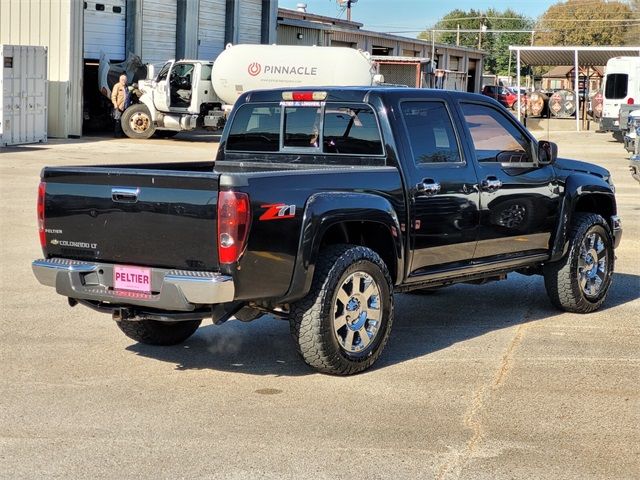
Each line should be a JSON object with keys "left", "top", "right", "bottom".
{"left": 0, "top": 0, "right": 83, "bottom": 138}
{"left": 277, "top": 25, "right": 324, "bottom": 46}
{"left": 237, "top": 0, "right": 261, "bottom": 44}
{"left": 141, "top": 0, "right": 177, "bottom": 65}
{"left": 198, "top": 0, "right": 226, "bottom": 60}
{"left": 329, "top": 31, "right": 366, "bottom": 50}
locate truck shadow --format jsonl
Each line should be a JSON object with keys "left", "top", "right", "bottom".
{"left": 126, "top": 272, "right": 639, "bottom": 376}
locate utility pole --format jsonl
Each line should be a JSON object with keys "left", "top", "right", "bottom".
{"left": 456, "top": 24, "right": 460, "bottom": 46}
{"left": 478, "top": 22, "right": 487, "bottom": 49}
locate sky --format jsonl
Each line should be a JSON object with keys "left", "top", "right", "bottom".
{"left": 278, "top": 0, "right": 560, "bottom": 36}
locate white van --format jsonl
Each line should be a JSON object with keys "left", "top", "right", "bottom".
{"left": 600, "top": 56, "right": 640, "bottom": 133}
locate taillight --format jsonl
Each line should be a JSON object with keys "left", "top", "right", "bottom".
{"left": 217, "top": 191, "right": 250, "bottom": 264}
{"left": 282, "top": 91, "right": 327, "bottom": 101}
{"left": 628, "top": 98, "right": 635, "bottom": 105}
{"left": 37, "top": 182, "right": 46, "bottom": 248}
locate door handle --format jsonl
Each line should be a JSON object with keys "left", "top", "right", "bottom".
{"left": 112, "top": 187, "right": 139, "bottom": 203}
{"left": 416, "top": 179, "right": 441, "bottom": 196}
{"left": 481, "top": 176, "right": 503, "bottom": 192}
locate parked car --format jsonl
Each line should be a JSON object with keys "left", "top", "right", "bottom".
{"left": 482, "top": 85, "right": 525, "bottom": 110}
{"left": 32, "top": 87, "right": 622, "bottom": 375}
{"left": 622, "top": 107, "right": 640, "bottom": 153}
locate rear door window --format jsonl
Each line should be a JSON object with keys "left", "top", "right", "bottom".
{"left": 401, "top": 101, "right": 462, "bottom": 164}
{"left": 226, "top": 103, "right": 281, "bottom": 152}
{"left": 605, "top": 74, "right": 628, "bottom": 99}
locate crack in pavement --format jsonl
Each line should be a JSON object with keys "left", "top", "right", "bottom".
{"left": 436, "top": 280, "right": 536, "bottom": 480}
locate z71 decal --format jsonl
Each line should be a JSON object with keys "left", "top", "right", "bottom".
{"left": 260, "top": 203, "right": 296, "bottom": 221}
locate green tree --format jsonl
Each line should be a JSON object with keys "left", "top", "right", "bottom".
{"left": 418, "top": 9, "right": 533, "bottom": 75}
{"left": 535, "top": 0, "right": 634, "bottom": 46}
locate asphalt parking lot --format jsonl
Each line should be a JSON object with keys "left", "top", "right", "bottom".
{"left": 1, "top": 130, "right": 638, "bottom": 479}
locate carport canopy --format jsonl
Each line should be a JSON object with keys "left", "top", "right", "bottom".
{"left": 508, "top": 46, "right": 640, "bottom": 129}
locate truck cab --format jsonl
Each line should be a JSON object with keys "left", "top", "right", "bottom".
{"left": 123, "top": 59, "right": 224, "bottom": 138}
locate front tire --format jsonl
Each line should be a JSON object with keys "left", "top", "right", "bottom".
{"left": 543, "top": 213, "right": 614, "bottom": 313}
{"left": 121, "top": 104, "right": 156, "bottom": 139}
{"left": 290, "top": 245, "right": 394, "bottom": 375}
{"left": 116, "top": 319, "right": 201, "bottom": 346}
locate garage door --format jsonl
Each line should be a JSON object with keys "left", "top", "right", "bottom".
{"left": 198, "top": 0, "right": 226, "bottom": 60}
{"left": 141, "top": 0, "right": 177, "bottom": 65}
{"left": 237, "top": 0, "right": 262, "bottom": 45}
{"left": 84, "top": 0, "right": 126, "bottom": 61}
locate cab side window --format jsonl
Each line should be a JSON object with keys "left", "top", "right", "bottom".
{"left": 401, "top": 101, "right": 462, "bottom": 164}
{"left": 461, "top": 103, "right": 532, "bottom": 163}
{"left": 323, "top": 104, "right": 383, "bottom": 155}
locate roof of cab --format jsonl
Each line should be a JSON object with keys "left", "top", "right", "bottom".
{"left": 239, "top": 86, "right": 492, "bottom": 105}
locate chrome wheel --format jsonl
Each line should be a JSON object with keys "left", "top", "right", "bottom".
{"left": 129, "top": 112, "right": 151, "bottom": 134}
{"left": 578, "top": 231, "right": 608, "bottom": 298}
{"left": 333, "top": 271, "right": 381, "bottom": 354}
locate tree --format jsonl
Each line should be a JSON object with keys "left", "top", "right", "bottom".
{"left": 418, "top": 9, "right": 533, "bottom": 75}
{"left": 535, "top": 0, "right": 634, "bottom": 46}
{"left": 625, "top": 0, "right": 640, "bottom": 44}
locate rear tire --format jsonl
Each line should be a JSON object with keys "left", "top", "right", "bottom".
{"left": 543, "top": 213, "right": 614, "bottom": 313}
{"left": 116, "top": 319, "right": 201, "bottom": 346}
{"left": 121, "top": 104, "right": 156, "bottom": 139}
{"left": 289, "top": 245, "right": 394, "bottom": 375}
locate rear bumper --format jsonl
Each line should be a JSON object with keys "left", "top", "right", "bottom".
{"left": 32, "top": 258, "right": 234, "bottom": 311}
{"left": 599, "top": 117, "right": 620, "bottom": 132}
{"left": 624, "top": 133, "right": 635, "bottom": 153}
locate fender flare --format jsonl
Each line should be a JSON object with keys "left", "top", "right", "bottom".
{"left": 135, "top": 93, "right": 158, "bottom": 122}
{"left": 549, "top": 173, "right": 616, "bottom": 262}
{"left": 279, "top": 192, "right": 404, "bottom": 304}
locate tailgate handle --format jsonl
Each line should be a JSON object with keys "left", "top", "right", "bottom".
{"left": 112, "top": 187, "right": 139, "bottom": 203}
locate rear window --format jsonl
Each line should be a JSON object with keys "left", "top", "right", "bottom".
{"left": 283, "top": 106, "right": 322, "bottom": 149}
{"left": 605, "top": 74, "right": 628, "bottom": 99}
{"left": 225, "top": 101, "right": 384, "bottom": 157}
{"left": 226, "top": 103, "right": 281, "bottom": 152}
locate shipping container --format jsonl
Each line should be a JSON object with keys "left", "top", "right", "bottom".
{"left": 1, "top": 45, "right": 48, "bottom": 147}
{"left": 0, "top": 0, "right": 83, "bottom": 138}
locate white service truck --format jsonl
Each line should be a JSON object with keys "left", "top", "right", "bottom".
{"left": 120, "top": 44, "right": 383, "bottom": 139}
{"left": 599, "top": 56, "right": 640, "bottom": 138}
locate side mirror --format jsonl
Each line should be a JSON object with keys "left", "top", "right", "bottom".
{"left": 538, "top": 140, "right": 558, "bottom": 165}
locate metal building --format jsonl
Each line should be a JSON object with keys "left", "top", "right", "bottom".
{"left": 0, "top": 0, "right": 278, "bottom": 138}
{"left": 276, "top": 7, "right": 485, "bottom": 93}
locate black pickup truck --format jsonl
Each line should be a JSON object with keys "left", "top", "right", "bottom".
{"left": 33, "top": 87, "right": 622, "bottom": 375}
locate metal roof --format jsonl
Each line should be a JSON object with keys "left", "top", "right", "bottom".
{"left": 509, "top": 46, "right": 640, "bottom": 66}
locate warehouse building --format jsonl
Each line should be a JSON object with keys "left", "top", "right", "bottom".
{"left": 276, "top": 7, "right": 485, "bottom": 93}
{"left": 1, "top": 0, "right": 278, "bottom": 138}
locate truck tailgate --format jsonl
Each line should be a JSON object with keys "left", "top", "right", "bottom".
{"left": 41, "top": 166, "right": 219, "bottom": 271}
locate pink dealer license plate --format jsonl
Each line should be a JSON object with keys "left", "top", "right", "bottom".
{"left": 113, "top": 265, "right": 152, "bottom": 293}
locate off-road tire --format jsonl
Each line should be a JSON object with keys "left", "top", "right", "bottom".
{"left": 543, "top": 213, "right": 614, "bottom": 313}
{"left": 116, "top": 319, "right": 201, "bottom": 346}
{"left": 289, "top": 245, "right": 394, "bottom": 375}
{"left": 121, "top": 104, "right": 156, "bottom": 139}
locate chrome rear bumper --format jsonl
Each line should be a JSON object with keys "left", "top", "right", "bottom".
{"left": 32, "top": 258, "right": 234, "bottom": 311}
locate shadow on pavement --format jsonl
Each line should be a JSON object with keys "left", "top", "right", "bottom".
{"left": 126, "top": 272, "right": 639, "bottom": 377}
